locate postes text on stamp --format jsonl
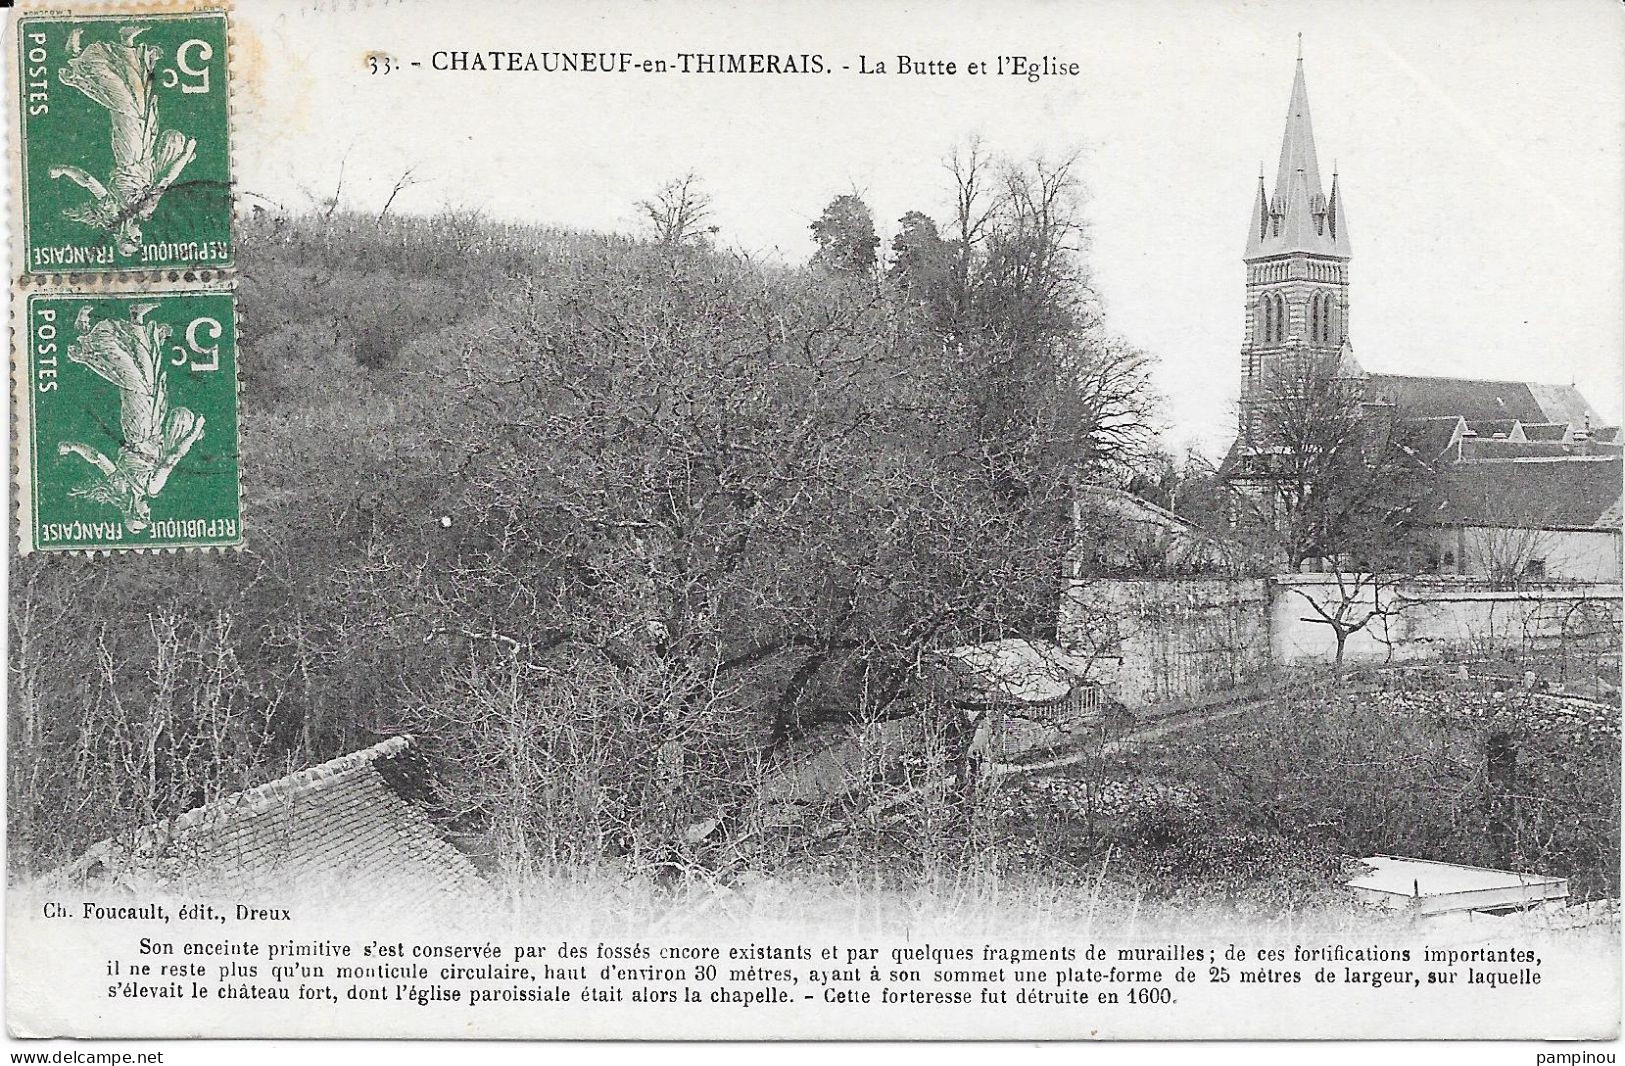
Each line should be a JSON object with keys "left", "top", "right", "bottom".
{"left": 17, "top": 10, "right": 233, "bottom": 276}
{"left": 19, "top": 289, "right": 242, "bottom": 553}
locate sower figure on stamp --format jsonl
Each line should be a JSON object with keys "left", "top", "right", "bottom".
{"left": 58, "top": 303, "right": 206, "bottom": 534}
{"left": 51, "top": 27, "right": 198, "bottom": 257}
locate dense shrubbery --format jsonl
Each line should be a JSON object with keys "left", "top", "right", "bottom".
{"left": 11, "top": 188, "right": 1153, "bottom": 878}
{"left": 1127, "top": 677, "right": 1620, "bottom": 900}
{"left": 971, "top": 670, "right": 1617, "bottom": 911}
{"left": 991, "top": 761, "right": 1350, "bottom": 919}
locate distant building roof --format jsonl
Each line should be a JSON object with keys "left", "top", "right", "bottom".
{"left": 1462, "top": 439, "right": 1575, "bottom": 461}
{"left": 1520, "top": 422, "right": 1572, "bottom": 443}
{"left": 1463, "top": 418, "right": 1523, "bottom": 440}
{"left": 933, "top": 638, "right": 1095, "bottom": 705}
{"left": 1079, "top": 484, "right": 1201, "bottom": 535}
{"left": 1366, "top": 373, "right": 1600, "bottom": 426}
{"left": 1077, "top": 483, "right": 1244, "bottom": 572}
{"left": 1433, "top": 456, "right": 1624, "bottom": 530}
{"left": 1396, "top": 417, "right": 1464, "bottom": 462}
{"left": 46, "top": 737, "right": 482, "bottom": 902}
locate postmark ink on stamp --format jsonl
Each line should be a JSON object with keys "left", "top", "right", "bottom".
{"left": 18, "top": 289, "right": 242, "bottom": 553}
{"left": 16, "top": 9, "right": 233, "bottom": 276}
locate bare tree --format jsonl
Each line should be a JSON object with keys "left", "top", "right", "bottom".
{"left": 377, "top": 166, "right": 421, "bottom": 222}
{"left": 636, "top": 171, "right": 714, "bottom": 249}
{"left": 1463, "top": 525, "right": 1553, "bottom": 588}
{"left": 944, "top": 137, "right": 1003, "bottom": 314}
{"left": 1288, "top": 565, "right": 1415, "bottom": 669}
{"left": 1232, "top": 355, "right": 1435, "bottom": 572}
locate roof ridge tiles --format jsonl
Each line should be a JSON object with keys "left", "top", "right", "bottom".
{"left": 45, "top": 736, "right": 426, "bottom": 883}
{"left": 160, "top": 735, "right": 416, "bottom": 838}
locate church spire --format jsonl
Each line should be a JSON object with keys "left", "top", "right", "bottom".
{"left": 1246, "top": 46, "right": 1344, "bottom": 259}
{"left": 1237, "top": 41, "right": 1353, "bottom": 453}
{"left": 1244, "top": 169, "right": 1269, "bottom": 258}
{"left": 1273, "top": 53, "right": 1325, "bottom": 218}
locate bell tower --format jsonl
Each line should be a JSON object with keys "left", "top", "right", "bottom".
{"left": 1238, "top": 45, "right": 1353, "bottom": 446}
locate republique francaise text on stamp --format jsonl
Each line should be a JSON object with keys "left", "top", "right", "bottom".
{"left": 15, "top": 8, "right": 233, "bottom": 276}
{"left": 17, "top": 289, "right": 242, "bottom": 553}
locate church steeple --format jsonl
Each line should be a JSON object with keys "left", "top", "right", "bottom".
{"left": 1237, "top": 44, "right": 1354, "bottom": 445}
{"left": 1326, "top": 167, "right": 1351, "bottom": 257}
{"left": 1246, "top": 49, "right": 1347, "bottom": 260}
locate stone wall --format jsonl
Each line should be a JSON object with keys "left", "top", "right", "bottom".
{"left": 1058, "top": 577, "right": 1272, "bottom": 706}
{"left": 1272, "top": 574, "right": 1623, "bottom": 665}
{"left": 1064, "top": 574, "right": 1621, "bottom": 704}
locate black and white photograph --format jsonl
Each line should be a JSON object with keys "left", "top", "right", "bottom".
{"left": 4, "top": 0, "right": 1622, "bottom": 1057}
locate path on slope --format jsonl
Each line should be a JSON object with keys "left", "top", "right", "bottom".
{"left": 990, "top": 685, "right": 1280, "bottom": 778}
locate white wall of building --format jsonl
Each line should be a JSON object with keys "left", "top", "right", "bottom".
{"left": 1446, "top": 525, "right": 1623, "bottom": 583}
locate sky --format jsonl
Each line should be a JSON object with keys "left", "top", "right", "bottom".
{"left": 233, "top": 0, "right": 1625, "bottom": 458}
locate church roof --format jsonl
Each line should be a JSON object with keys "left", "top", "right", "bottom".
{"left": 1433, "top": 457, "right": 1624, "bottom": 530}
{"left": 1366, "top": 373, "right": 1600, "bottom": 426}
{"left": 45, "top": 736, "right": 483, "bottom": 903}
{"left": 1527, "top": 382, "right": 1604, "bottom": 429}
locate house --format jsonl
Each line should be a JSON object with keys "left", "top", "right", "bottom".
{"left": 1429, "top": 456, "right": 1623, "bottom": 581}
{"left": 45, "top": 736, "right": 484, "bottom": 904}
{"left": 1073, "top": 484, "right": 1244, "bottom": 575}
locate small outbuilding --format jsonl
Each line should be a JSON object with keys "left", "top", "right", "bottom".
{"left": 1344, "top": 855, "right": 1569, "bottom": 917}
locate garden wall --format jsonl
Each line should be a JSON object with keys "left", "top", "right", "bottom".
{"left": 1058, "top": 577, "right": 1271, "bottom": 706}
{"left": 1063, "top": 574, "right": 1622, "bottom": 705}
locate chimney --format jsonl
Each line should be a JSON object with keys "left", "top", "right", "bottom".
{"left": 1575, "top": 416, "right": 1593, "bottom": 457}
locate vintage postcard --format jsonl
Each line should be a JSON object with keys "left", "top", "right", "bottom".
{"left": 4, "top": 0, "right": 1622, "bottom": 1059}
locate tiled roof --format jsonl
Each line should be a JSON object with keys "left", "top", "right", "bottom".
{"left": 1396, "top": 417, "right": 1464, "bottom": 461}
{"left": 1433, "top": 457, "right": 1624, "bottom": 530}
{"left": 1366, "top": 374, "right": 1599, "bottom": 426}
{"left": 1463, "top": 418, "right": 1523, "bottom": 440}
{"left": 47, "top": 737, "right": 482, "bottom": 902}
{"left": 1462, "top": 439, "right": 1575, "bottom": 461}
{"left": 1521, "top": 422, "right": 1572, "bottom": 443}
{"left": 1527, "top": 382, "right": 1603, "bottom": 429}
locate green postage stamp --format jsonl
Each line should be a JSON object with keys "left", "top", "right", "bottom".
{"left": 17, "top": 290, "right": 242, "bottom": 553}
{"left": 15, "top": 9, "right": 233, "bottom": 275}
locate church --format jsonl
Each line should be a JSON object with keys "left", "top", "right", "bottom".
{"left": 1220, "top": 51, "right": 1622, "bottom": 582}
